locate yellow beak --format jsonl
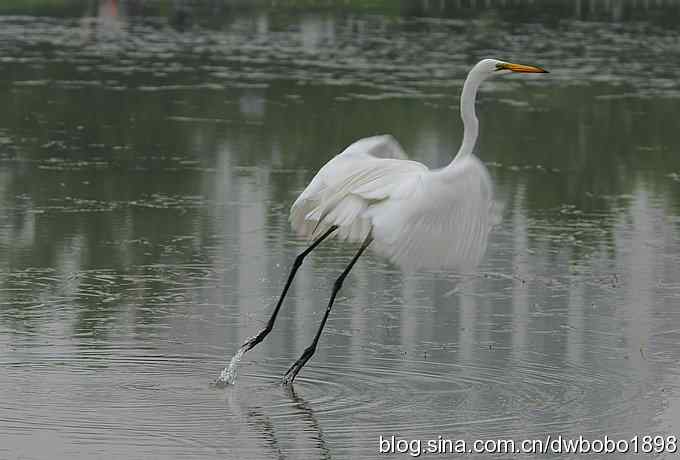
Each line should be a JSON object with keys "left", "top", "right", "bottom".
{"left": 499, "top": 62, "right": 549, "bottom": 73}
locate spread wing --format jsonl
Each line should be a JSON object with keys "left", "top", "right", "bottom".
{"left": 290, "top": 135, "right": 498, "bottom": 271}
{"left": 290, "top": 135, "right": 426, "bottom": 242}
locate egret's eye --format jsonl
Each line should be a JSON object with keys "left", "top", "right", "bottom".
{"left": 494, "top": 63, "right": 507, "bottom": 71}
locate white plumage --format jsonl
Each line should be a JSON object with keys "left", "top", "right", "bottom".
{"left": 289, "top": 58, "right": 547, "bottom": 272}
{"left": 290, "top": 135, "right": 495, "bottom": 271}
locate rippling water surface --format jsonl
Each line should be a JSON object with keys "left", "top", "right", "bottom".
{"left": 1, "top": 1, "right": 680, "bottom": 459}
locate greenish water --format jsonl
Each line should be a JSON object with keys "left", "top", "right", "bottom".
{"left": 1, "top": 1, "right": 679, "bottom": 459}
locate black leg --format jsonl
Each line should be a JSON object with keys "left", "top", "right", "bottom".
{"left": 223, "top": 226, "right": 337, "bottom": 366}
{"left": 282, "top": 233, "right": 373, "bottom": 386}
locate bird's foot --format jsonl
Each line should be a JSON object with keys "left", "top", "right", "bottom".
{"left": 281, "top": 367, "right": 299, "bottom": 386}
{"left": 281, "top": 346, "right": 315, "bottom": 386}
{"left": 282, "top": 362, "right": 305, "bottom": 386}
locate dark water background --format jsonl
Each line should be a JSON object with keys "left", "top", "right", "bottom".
{"left": 0, "top": 1, "right": 679, "bottom": 459}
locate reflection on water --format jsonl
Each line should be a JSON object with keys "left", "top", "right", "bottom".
{"left": 0, "top": 1, "right": 679, "bottom": 459}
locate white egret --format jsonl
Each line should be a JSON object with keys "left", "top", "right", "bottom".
{"left": 217, "top": 58, "right": 548, "bottom": 386}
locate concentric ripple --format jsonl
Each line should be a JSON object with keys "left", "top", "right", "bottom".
{"left": 212, "top": 335, "right": 665, "bottom": 460}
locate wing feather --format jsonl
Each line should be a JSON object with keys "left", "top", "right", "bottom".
{"left": 290, "top": 135, "right": 425, "bottom": 242}
{"left": 290, "top": 135, "right": 498, "bottom": 271}
{"left": 367, "top": 155, "right": 497, "bottom": 271}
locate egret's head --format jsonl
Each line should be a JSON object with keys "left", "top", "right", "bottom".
{"left": 472, "top": 58, "right": 548, "bottom": 79}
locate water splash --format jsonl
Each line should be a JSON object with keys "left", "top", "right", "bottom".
{"left": 215, "top": 347, "right": 246, "bottom": 387}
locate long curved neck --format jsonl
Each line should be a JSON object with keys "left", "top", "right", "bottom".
{"left": 452, "top": 71, "right": 482, "bottom": 162}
